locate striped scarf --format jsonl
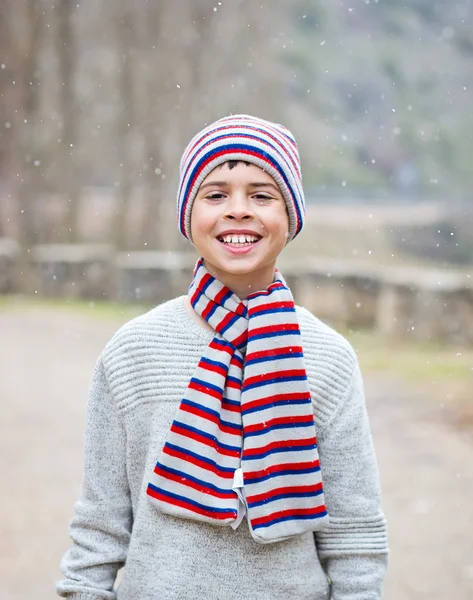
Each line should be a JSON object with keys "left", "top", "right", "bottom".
{"left": 147, "top": 260, "right": 328, "bottom": 543}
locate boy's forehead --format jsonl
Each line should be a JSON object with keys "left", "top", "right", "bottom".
{"left": 203, "top": 161, "right": 273, "bottom": 183}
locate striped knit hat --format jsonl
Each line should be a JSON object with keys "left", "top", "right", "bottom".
{"left": 177, "top": 114, "right": 305, "bottom": 242}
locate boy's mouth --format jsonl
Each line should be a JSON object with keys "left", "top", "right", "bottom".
{"left": 217, "top": 233, "right": 262, "bottom": 247}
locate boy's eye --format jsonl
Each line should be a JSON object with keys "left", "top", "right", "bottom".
{"left": 206, "top": 193, "right": 226, "bottom": 200}
{"left": 253, "top": 194, "right": 273, "bottom": 200}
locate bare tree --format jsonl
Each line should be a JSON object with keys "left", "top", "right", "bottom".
{"left": 113, "top": 0, "right": 136, "bottom": 249}
{"left": 136, "top": 1, "right": 166, "bottom": 250}
{"left": 56, "top": 0, "right": 79, "bottom": 242}
{"left": 0, "top": 2, "right": 14, "bottom": 236}
{"left": 13, "top": 0, "right": 44, "bottom": 251}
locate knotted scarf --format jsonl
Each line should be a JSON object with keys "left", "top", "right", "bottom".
{"left": 147, "top": 259, "right": 328, "bottom": 543}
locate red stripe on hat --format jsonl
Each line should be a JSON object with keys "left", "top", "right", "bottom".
{"left": 222, "top": 115, "right": 299, "bottom": 154}
{"left": 184, "top": 119, "right": 299, "bottom": 165}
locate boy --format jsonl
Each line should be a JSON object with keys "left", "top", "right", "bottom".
{"left": 57, "top": 114, "right": 388, "bottom": 599}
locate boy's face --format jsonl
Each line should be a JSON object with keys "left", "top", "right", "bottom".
{"left": 190, "top": 162, "right": 289, "bottom": 292}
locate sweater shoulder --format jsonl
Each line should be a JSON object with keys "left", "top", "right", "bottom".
{"left": 295, "top": 305, "right": 356, "bottom": 365}
{"left": 295, "top": 305, "right": 358, "bottom": 430}
{"left": 100, "top": 296, "right": 185, "bottom": 375}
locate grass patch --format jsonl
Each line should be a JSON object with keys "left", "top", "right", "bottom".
{"left": 345, "top": 328, "right": 473, "bottom": 383}
{"left": 0, "top": 295, "right": 151, "bottom": 322}
{"left": 345, "top": 328, "right": 473, "bottom": 433}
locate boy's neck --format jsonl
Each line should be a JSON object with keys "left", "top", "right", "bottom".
{"left": 185, "top": 296, "right": 214, "bottom": 332}
{"left": 205, "top": 262, "right": 277, "bottom": 300}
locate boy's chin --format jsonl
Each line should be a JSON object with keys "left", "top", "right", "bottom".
{"left": 209, "top": 257, "right": 270, "bottom": 277}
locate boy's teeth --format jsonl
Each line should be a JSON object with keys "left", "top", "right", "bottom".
{"left": 221, "top": 234, "right": 259, "bottom": 244}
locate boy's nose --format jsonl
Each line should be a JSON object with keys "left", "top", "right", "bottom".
{"left": 224, "top": 194, "right": 254, "bottom": 221}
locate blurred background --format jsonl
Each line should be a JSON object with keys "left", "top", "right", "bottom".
{"left": 1, "top": 1, "right": 473, "bottom": 599}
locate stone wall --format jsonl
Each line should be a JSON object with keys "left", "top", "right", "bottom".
{"left": 377, "top": 268, "right": 473, "bottom": 345}
{"left": 2, "top": 239, "right": 473, "bottom": 346}
{"left": 285, "top": 259, "right": 380, "bottom": 329}
{"left": 115, "top": 251, "right": 195, "bottom": 303}
{"left": 32, "top": 244, "right": 115, "bottom": 299}
{"left": 0, "top": 238, "right": 20, "bottom": 294}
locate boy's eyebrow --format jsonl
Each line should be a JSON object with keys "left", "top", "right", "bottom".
{"left": 248, "top": 182, "right": 280, "bottom": 193}
{"left": 198, "top": 181, "right": 280, "bottom": 192}
{"left": 199, "top": 181, "right": 228, "bottom": 191}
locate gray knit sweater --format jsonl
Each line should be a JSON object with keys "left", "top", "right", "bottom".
{"left": 57, "top": 296, "right": 388, "bottom": 600}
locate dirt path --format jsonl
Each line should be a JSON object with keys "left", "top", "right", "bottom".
{"left": 1, "top": 307, "right": 472, "bottom": 599}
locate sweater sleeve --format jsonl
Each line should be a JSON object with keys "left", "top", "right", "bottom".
{"left": 314, "top": 358, "right": 389, "bottom": 600}
{"left": 56, "top": 357, "right": 133, "bottom": 600}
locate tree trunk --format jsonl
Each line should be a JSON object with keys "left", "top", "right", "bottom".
{"left": 16, "top": 0, "right": 43, "bottom": 249}
{"left": 113, "top": 1, "right": 135, "bottom": 250}
{"left": 137, "top": 1, "right": 164, "bottom": 250}
{"left": 0, "top": 2, "right": 14, "bottom": 237}
{"left": 57, "top": 0, "right": 80, "bottom": 242}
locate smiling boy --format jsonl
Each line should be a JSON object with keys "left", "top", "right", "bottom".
{"left": 57, "top": 115, "right": 388, "bottom": 600}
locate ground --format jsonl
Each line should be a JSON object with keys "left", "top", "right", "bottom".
{"left": 1, "top": 305, "right": 472, "bottom": 599}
